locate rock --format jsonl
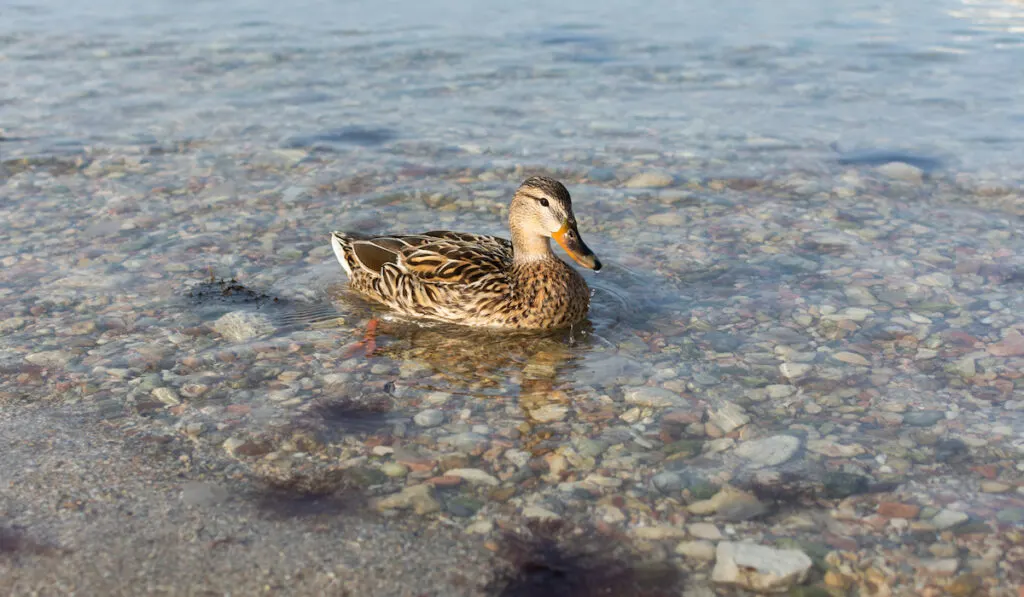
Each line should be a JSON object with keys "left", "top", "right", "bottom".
{"left": 766, "top": 385, "right": 796, "bottom": 399}
{"left": 980, "top": 481, "right": 1010, "bottom": 493}
{"left": 734, "top": 435, "right": 801, "bottom": 468}
{"left": 712, "top": 541, "right": 813, "bottom": 592}
{"left": 646, "top": 212, "right": 686, "bottom": 226}
{"left": 381, "top": 462, "right": 409, "bottom": 477}
{"left": 688, "top": 487, "right": 766, "bottom": 520}
{"left": 624, "top": 171, "right": 674, "bottom": 188}
{"left": 833, "top": 352, "right": 869, "bottom": 366}
{"left": 676, "top": 540, "right": 716, "bottom": 561}
{"left": 779, "top": 363, "right": 812, "bottom": 380}
{"left": 916, "top": 273, "right": 953, "bottom": 288}
{"left": 918, "top": 558, "right": 959, "bottom": 577}
{"left": 465, "top": 520, "right": 494, "bottom": 534}
{"left": 632, "top": 525, "right": 688, "bottom": 540}
{"left": 151, "top": 387, "right": 181, "bottom": 406}
{"left": 904, "top": 410, "right": 944, "bottom": 427}
{"left": 707, "top": 401, "right": 750, "bottom": 433}
{"left": 522, "top": 505, "right": 561, "bottom": 521}
{"left": 425, "top": 391, "right": 452, "bottom": 405}
{"left": 844, "top": 286, "right": 878, "bottom": 306}
{"left": 413, "top": 408, "right": 445, "bottom": 427}
{"left": 687, "top": 522, "right": 723, "bottom": 540}
{"left": 875, "top": 162, "right": 924, "bottom": 183}
{"left": 24, "top": 350, "right": 74, "bottom": 368}
{"left": 438, "top": 432, "right": 489, "bottom": 453}
{"left": 877, "top": 502, "right": 920, "bottom": 519}
{"left": 212, "top": 311, "right": 273, "bottom": 342}
{"left": 376, "top": 484, "right": 441, "bottom": 515}
{"left": 624, "top": 386, "right": 683, "bottom": 408}
{"left": 651, "top": 471, "right": 683, "bottom": 494}
{"left": 504, "top": 449, "right": 531, "bottom": 469}
{"left": 703, "top": 332, "right": 743, "bottom": 352}
{"left": 529, "top": 404, "right": 568, "bottom": 422}
{"left": 181, "top": 482, "right": 228, "bottom": 507}
{"left": 932, "top": 509, "right": 969, "bottom": 530}
{"left": 988, "top": 331, "right": 1024, "bottom": 357}
{"left": 806, "top": 439, "right": 865, "bottom": 457}
{"left": 444, "top": 468, "right": 500, "bottom": 486}
{"left": 822, "top": 472, "right": 871, "bottom": 498}
{"left": 953, "top": 355, "right": 977, "bottom": 378}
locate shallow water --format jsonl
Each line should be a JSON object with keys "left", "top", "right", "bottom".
{"left": 2, "top": 0, "right": 1023, "bottom": 593}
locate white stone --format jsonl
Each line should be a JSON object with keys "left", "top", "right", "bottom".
{"left": 624, "top": 171, "right": 674, "bottom": 188}
{"left": 213, "top": 311, "right": 273, "bottom": 342}
{"left": 151, "top": 387, "right": 181, "bottom": 406}
{"left": 766, "top": 384, "right": 796, "bottom": 399}
{"left": 687, "top": 522, "right": 723, "bottom": 540}
{"left": 24, "top": 350, "right": 74, "bottom": 368}
{"left": 932, "top": 509, "right": 969, "bottom": 530}
{"left": 413, "top": 408, "right": 445, "bottom": 427}
{"left": 779, "top": 363, "right": 812, "bottom": 380}
{"left": 734, "top": 435, "right": 801, "bottom": 468}
{"left": 712, "top": 541, "right": 813, "bottom": 592}
{"left": 632, "top": 525, "right": 688, "bottom": 540}
{"left": 707, "top": 401, "right": 750, "bottom": 433}
{"left": 444, "top": 468, "right": 500, "bottom": 486}
{"left": 530, "top": 404, "right": 568, "bottom": 422}
{"left": 624, "top": 386, "right": 683, "bottom": 408}
{"left": 875, "top": 162, "right": 924, "bottom": 183}
{"left": 676, "top": 540, "right": 716, "bottom": 561}
{"left": 523, "top": 505, "right": 561, "bottom": 521}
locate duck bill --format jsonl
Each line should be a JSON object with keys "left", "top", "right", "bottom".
{"left": 552, "top": 221, "right": 602, "bottom": 271}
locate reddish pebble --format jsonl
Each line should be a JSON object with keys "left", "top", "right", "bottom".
{"left": 225, "top": 404, "right": 251, "bottom": 415}
{"left": 878, "top": 502, "right": 921, "bottom": 519}
{"left": 426, "top": 476, "right": 461, "bottom": 487}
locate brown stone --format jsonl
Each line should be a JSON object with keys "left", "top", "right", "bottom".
{"left": 877, "top": 502, "right": 920, "bottom": 519}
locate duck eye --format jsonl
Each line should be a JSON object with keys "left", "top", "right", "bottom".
{"left": 538, "top": 198, "right": 549, "bottom": 207}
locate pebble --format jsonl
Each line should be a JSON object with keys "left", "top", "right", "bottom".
{"left": 875, "top": 161, "right": 924, "bottom": 183}
{"left": 151, "top": 387, "right": 181, "bottom": 406}
{"left": 932, "top": 508, "right": 969, "bottom": 529}
{"left": 688, "top": 522, "right": 723, "bottom": 540}
{"left": 706, "top": 401, "right": 750, "bottom": 433}
{"left": 903, "top": 410, "right": 944, "bottom": 427}
{"left": 624, "top": 386, "right": 684, "bottom": 408}
{"left": 779, "top": 363, "right": 812, "bottom": 380}
{"left": 652, "top": 471, "right": 684, "bottom": 494}
{"left": 917, "top": 272, "right": 953, "bottom": 288}
{"left": 712, "top": 541, "right": 813, "bottom": 592}
{"left": 180, "top": 482, "right": 229, "bottom": 507}
{"left": 624, "top": 171, "right": 674, "bottom": 188}
{"left": 734, "top": 435, "right": 801, "bottom": 468}
{"left": 646, "top": 212, "right": 686, "bottom": 226}
{"left": 529, "top": 404, "right": 568, "bottom": 422}
{"left": 988, "top": 330, "right": 1024, "bottom": 356}
{"left": 918, "top": 558, "right": 959, "bottom": 577}
{"left": 675, "top": 540, "right": 716, "bottom": 561}
{"left": 381, "top": 462, "right": 409, "bottom": 477}
{"left": 24, "top": 350, "right": 74, "bottom": 368}
{"left": 424, "top": 391, "right": 452, "bottom": 405}
{"left": 632, "top": 525, "right": 688, "bottom": 540}
{"left": 413, "top": 408, "right": 445, "bottom": 427}
{"left": 504, "top": 449, "right": 531, "bottom": 468}
{"left": 766, "top": 384, "right": 796, "bottom": 399}
{"left": 444, "top": 468, "right": 500, "bottom": 486}
{"left": 980, "top": 481, "right": 1010, "bottom": 493}
{"left": 464, "top": 520, "right": 494, "bottom": 534}
{"left": 375, "top": 484, "right": 441, "bottom": 515}
{"left": 212, "top": 311, "right": 273, "bottom": 342}
{"left": 522, "top": 505, "right": 561, "bottom": 521}
{"left": 833, "top": 351, "right": 869, "bottom": 366}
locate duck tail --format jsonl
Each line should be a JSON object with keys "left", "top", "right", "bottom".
{"left": 330, "top": 231, "right": 360, "bottom": 276}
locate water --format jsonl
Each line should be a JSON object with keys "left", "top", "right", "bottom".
{"left": 2, "top": 0, "right": 1023, "bottom": 593}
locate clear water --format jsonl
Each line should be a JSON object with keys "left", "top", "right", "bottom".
{"left": 2, "top": 0, "right": 1023, "bottom": 591}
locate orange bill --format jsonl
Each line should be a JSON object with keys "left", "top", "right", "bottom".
{"left": 552, "top": 221, "right": 602, "bottom": 271}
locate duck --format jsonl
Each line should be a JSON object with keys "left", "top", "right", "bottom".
{"left": 330, "top": 176, "right": 602, "bottom": 329}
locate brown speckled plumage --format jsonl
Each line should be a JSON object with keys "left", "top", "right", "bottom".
{"left": 330, "top": 177, "right": 602, "bottom": 330}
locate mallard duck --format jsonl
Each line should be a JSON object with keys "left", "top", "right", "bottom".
{"left": 330, "top": 176, "right": 602, "bottom": 329}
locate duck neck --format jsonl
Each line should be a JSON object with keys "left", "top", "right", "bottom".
{"left": 511, "top": 229, "right": 556, "bottom": 266}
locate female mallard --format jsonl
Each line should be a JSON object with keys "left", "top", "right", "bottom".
{"left": 330, "top": 176, "right": 602, "bottom": 329}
